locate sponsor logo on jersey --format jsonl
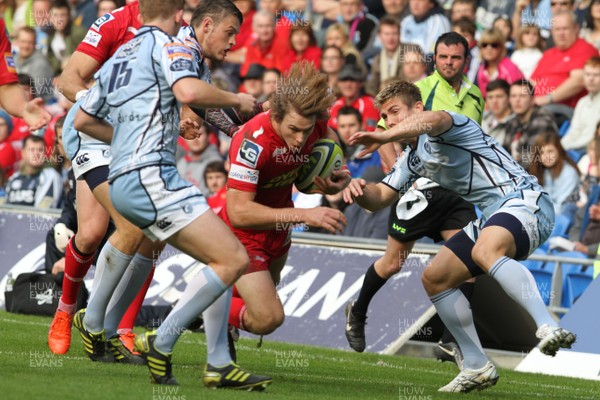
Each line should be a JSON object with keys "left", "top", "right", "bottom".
{"left": 236, "top": 139, "right": 263, "bottom": 168}
{"left": 115, "top": 36, "right": 142, "bottom": 58}
{"left": 170, "top": 57, "right": 194, "bottom": 72}
{"left": 165, "top": 44, "right": 193, "bottom": 59}
{"left": 4, "top": 52, "right": 15, "bottom": 73}
{"left": 262, "top": 168, "right": 299, "bottom": 189}
{"left": 229, "top": 164, "right": 259, "bottom": 184}
{"left": 92, "top": 13, "right": 115, "bottom": 31}
{"left": 75, "top": 153, "right": 90, "bottom": 166}
{"left": 82, "top": 30, "right": 102, "bottom": 47}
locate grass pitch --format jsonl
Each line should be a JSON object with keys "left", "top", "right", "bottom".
{"left": 1, "top": 311, "right": 598, "bottom": 400}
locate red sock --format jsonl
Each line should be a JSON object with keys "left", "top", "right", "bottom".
{"left": 60, "top": 237, "right": 94, "bottom": 307}
{"left": 117, "top": 266, "right": 155, "bottom": 333}
{"left": 229, "top": 295, "right": 246, "bottom": 330}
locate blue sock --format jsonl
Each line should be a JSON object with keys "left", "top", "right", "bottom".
{"left": 431, "top": 288, "right": 488, "bottom": 370}
{"left": 489, "top": 257, "right": 556, "bottom": 328}
{"left": 84, "top": 241, "right": 133, "bottom": 333}
{"left": 155, "top": 266, "right": 227, "bottom": 354}
{"left": 104, "top": 253, "right": 154, "bottom": 338}
{"left": 204, "top": 288, "right": 232, "bottom": 367}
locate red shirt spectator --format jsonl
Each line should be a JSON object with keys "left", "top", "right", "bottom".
{"left": 9, "top": 118, "right": 30, "bottom": 146}
{"left": 0, "top": 140, "right": 15, "bottom": 178}
{"left": 281, "top": 24, "right": 321, "bottom": 72}
{"left": 531, "top": 38, "right": 599, "bottom": 107}
{"left": 231, "top": 2, "right": 256, "bottom": 52}
{"left": 531, "top": 12, "right": 600, "bottom": 108}
{"left": 240, "top": 10, "right": 284, "bottom": 77}
{"left": 232, "top": 10, "right": 256, "bottom": 51}
{"left": 328, "top": 64, "right": 380, "bottom": 132}
{"left": 207, "top": 185, "right": 227, "bottom": 213}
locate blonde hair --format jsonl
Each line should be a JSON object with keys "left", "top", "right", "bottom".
{"left": 325, "top": 22, "right": 367, "bottom": 75}
{"left": 375, "top": 80, "right": 423, "bottom": 110}
{"left": 479, "top": 28, "right": 507, "bottom": 58}
{"left": 270, "top": 60, "right": 335, "bottom": 122}
{"left": 325, "top": 23, "right": 350, "bottom": 50}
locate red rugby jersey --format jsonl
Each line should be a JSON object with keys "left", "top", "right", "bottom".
{"left": 219, "top": 111, "right": 328, "bottom": 232}
{"left": 76, "top": 2, "right": 142, "bottom": 63}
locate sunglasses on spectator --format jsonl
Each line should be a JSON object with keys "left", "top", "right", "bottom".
{"left": 551, "top": 1, "right": 570, "bottom": 6}
{"left": 481, "top": 42, "right": 501, "bottom": 48}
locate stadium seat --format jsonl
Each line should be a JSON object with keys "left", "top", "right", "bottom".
{"left": 564, "top": 268, "right": 594, "bottom": 307}
{"left": 529, "top": 268, "right": 553, "bottom": 305}
{"left": 566, "top": 149, "right": 584, "bottom": 163}
{"left": 551, "top": 214, "right": 572, "bottom": 239}
{"left": 522, "top": 249, "right": 546, "bottom": 271}
{"left": 558, "top": 120, "right": 570, "bottom": 138}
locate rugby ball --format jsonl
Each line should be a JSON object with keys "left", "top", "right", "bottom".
{"left": 295, "top": 139, "right": 344, "bottom": 194}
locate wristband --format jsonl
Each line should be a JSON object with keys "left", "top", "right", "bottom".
{"left": 75, "top": 89, "right": 89, "bottom": 102}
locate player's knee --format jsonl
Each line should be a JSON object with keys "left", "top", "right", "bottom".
{"left": 471, "top": 241, "right": 499, "bottom": 271}
{"left": 231, "top": 248, "right": 250, "bottom": 279}
{"left": 253, "top": 311, "right": 285, "bottom": 335}
{"left": 75, "top": 228, "right": 105, "bottom": 252}
{"left": 383, "top": 258, "right": 402, "bottom": 276}
{"left": 421, "top": 266, "right": 443, "bottom": 296}
{"left": 110, "top": 228, "right": 144, "bottom": 254}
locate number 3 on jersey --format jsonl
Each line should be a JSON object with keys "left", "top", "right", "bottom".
{"left": 108, "top": 60, "right": 132, "bottom": 93}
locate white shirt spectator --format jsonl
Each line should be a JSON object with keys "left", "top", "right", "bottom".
{"left": 561, "top": 92, "right": 600, "bottom": 151}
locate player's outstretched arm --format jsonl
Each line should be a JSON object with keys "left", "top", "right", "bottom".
{"left": 59, "top": 51, "right": 100, "bottom": 102}
{"left": 227, "top": 189, "right": 347, "bottom": 234}
{"left": 73, "top": 109, "right": 114, "bottom": 143}
{"left": 173, "top": 78, "right": 256, "bottom": 114}
{"left": 342, "top": 179, "right": 398, "bottom": 211}
{"left": 350, "top": 111, "right": 454, "bottom": 157}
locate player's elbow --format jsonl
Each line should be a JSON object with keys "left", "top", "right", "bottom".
{"left": 173, "top": 83, "right": 197, "bottom": 105}
{"left": 58, "top": 69, "right": 76, "bottom": 101}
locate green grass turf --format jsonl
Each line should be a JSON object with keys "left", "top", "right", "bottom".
{"left": 1, "top": 311, "right": 599, "bottom": 400}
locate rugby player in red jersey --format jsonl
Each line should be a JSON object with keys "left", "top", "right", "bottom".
{"left": 221, "top": 60, "right": 351, "bottom": 341}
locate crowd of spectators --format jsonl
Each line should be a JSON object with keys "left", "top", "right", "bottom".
{"left": 2, "top": 0, "right": 600, "bottom": 247}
